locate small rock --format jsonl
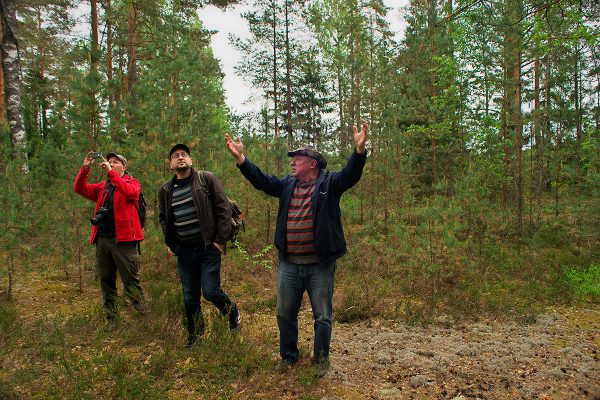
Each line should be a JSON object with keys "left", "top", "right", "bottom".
{"left": 560, "top": 346, "right": 584, "bottom": 359}
{"left": 586, "top": 384, "right": 600, "bottom": 399}
{"left": 543, "top": 367, "right": 566, "bottom": 379}
{"left": 379, "top": 388, "right": 402, "bottom": 398}
{"left": 416, "top": 350, "right": 435, "bottom": 358}
{"left": 455, "top": 345, "right": 478, "bottom": 356}
{"left": 535, "top": 312, "right": 561, "bottom": 325}
{"left": 409, "top": 374, "right": 430, "bottom": 388}
{"left": 472, "top": 323, "right": 492, "bottom": 333}
{"left": 435, "top": 314, "right": 454, "bottom": 326}
{"left": 377, "top": 352, "right": 391, "bottom": 365}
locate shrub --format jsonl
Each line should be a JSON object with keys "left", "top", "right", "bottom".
{"left": 564, "top": 264, "right": 600, "bottom": 302}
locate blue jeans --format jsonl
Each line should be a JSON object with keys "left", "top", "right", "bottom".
{"left": 276, "top": 259, "right": 336, "bottom": 362}
{"left": 177, "top": 244, "right": 233, "bottom": 335}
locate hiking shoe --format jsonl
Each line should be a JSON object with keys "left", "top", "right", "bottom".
{"left": 274, "top": 359, "right": 296, "bottom": 372}
{"left": 312, "top": 359, "right": 330, "bottom": 378}
{"left": 105, "top": 314, "right": 118, "bottom": 327}
{"left": 229, "top": 303, "right": 241, "bottom": 332}
{"left": 106, "top": 311, "right": 118, "bottom": 322}
{"left": 184, "top": 334, "right": 197, "bottom": 349}
{"left": 132, "top": 301, "right": 147, "bottom": 315}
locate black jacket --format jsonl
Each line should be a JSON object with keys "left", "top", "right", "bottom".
{"left": 158, "top": 168, "right": 231, "bottom": 252}
{"left": 237, "top": 150, "right": 367, "bottom": 265}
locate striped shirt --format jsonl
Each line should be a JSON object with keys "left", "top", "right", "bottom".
{"left": 172, "top": 177, "right": 203, "bottom": 244}
{"left": 285, "top": 179, "right": 318, "bottom": 264}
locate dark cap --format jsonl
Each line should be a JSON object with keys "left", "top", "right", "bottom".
{"left": 105, "top": 153, "right": 128, "bottom": 167}
{"left": 287, "top": 147, "right": 327, "bottom": 169}
{"left": 169, "top": 143, "right": 191, "bottom": 158}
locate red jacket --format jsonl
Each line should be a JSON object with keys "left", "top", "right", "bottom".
{"left": 74, "top": 167, "right": 144, "bottom": 244}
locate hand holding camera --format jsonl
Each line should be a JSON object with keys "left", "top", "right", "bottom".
{"left": 83, "top": 151, "right": 112, "bottom": 174}
{"left": 83, "top": 151, "right": 105, "bottom": 169}
{"left": 100, "top": 159, "right": 112, "bottom": 173}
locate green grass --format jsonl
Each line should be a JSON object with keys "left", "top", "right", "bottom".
{"left": 564, "top": 264, "right": 600, "bottom": 301}
{"left": 0, "top": 297, "right": 17, "bottom": 333}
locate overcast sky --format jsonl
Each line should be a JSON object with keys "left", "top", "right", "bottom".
{"left": 199, "top": 0, "right": 408, "bottom": 114}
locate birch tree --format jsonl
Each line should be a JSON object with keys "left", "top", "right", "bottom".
{"left": 0, "top": 0, "right": 28, "bottom": 173}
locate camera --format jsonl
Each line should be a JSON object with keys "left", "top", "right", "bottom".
{"left": 90, "top": 207, "right": 111, "bottom": 226}
{"left": 90, "top": 151, "right": 102, "bottom": 160}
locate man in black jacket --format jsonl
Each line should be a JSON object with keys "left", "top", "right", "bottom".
{"left": 158, "top": 143, "right": 240, "bottom": 348}
{"left": 225, "top": 121, "right": 368, "bottom": 377}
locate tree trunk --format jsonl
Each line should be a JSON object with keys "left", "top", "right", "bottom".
{"left": 512, "top": 48, "right": 523, "bottom": 234}
{"left": 533, "top": 51, "right": 542, "bottom": 224}
{"left": 170, "top": 73, "right": 178, "bottom": 132}
{"left": 428, "top": 0, "right": 437, "bottom": 187}
{"left": 106, "top": 0, "right": 119, "bottom": 143}
{"left": 337, "top": 66, "right": 345, "bottom": 158}
{"left": 501, "top": 92, "right": 509, "bottom": 208}
{"left": 555, "top": 123, "right": 561, "bottom": 217}
{"left": 574, "top": 40, "right": 582, "bottom": 185}
{"left": 90, "top": 0, "right": 99, "bottom": 149}
{"left": 271, "top": 0, "right": 281, "bottom": 175}
{"left": 0, "top": 0, "right": 28, "bottom": 174}
{"left": 284, "top": 0, "right": 292, "bottom": 148}
{"left": 126, "top": 1, "right": 138, "bottom": 133}
{"left": 368, "top": 14, "right": 376, "bottom": 221}
{"left": 0, "top": 50, "right": 4, "bottom": 124}
{"left": 502, "top": 0, "right": 524, "bottom": 233}
{"left": 36, "top": 7, "right": 47, "bottom": 138}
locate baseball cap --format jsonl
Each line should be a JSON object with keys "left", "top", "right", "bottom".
{"left": 287, "top": 147, "right": 327, "bottom": 169}
{"left": 169, "top": 143, "right": 191, "bottom": 159}
{"left": 105, "top": 152, "right": 128, "bottom": 167}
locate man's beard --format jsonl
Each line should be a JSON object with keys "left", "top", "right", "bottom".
{"left": 175, "top": 164, "right": 190, "bottom": 172}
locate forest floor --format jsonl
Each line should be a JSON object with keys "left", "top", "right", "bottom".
{"left": 1, "top": 269, "right": 599, "bottom": 400}
{"left": 317, "top": 308, "right": 599, "bottom": 399}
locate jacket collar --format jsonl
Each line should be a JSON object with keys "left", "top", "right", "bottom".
{"left": 107, "top": 171, "right": 133, "bottom": 183}
{"left": 167, "top": 167, "right": 198, "bottom": 189}
{"left": 290, "top": 169, "right": 325, "bottom": 185}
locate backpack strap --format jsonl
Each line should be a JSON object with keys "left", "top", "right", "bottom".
{"left": 198, "top": 170, "right": 229, "bottom": 254}
{"left": 197, "top": 170, "right": 211, "bottom": 195}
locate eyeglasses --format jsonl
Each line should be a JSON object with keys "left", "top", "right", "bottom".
{"left": 171, "top": 152, "right": 189, "bottom": 160}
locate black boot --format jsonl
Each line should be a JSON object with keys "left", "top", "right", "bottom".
{"left": 184, "top": 307, "right": 205, "bottom": 348}
{"left": 184, "top": 334, "right": 197, "bottom": 349}
{"left": 228, "top": 303, "right": 241, "bottom": 332}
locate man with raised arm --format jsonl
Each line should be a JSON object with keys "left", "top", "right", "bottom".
{"left": 225, "top": 121, "right": 368, "bottom": 377}
{"left": 74, "top": 152, "right": 146, "bottom": 321}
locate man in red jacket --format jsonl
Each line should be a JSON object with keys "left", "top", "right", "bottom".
{"left": 74, "top": 151, "right": 146, "bottom": 321}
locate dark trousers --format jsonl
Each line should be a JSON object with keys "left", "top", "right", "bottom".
{"left": 176, "top": 244, "right": 234, "bottom": 336}
{"left": 95, "top": 236, "right": 144, "bottom": 318}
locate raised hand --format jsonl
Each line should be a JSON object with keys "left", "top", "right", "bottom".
{"left": 83, "top": 152, "right": 94, "bottom": 168}
{"left": 353, "top": 120, "right": 368, "bottom": 154}
{"left": 225, "top": 133, "right": 245, "bottom": 164}
{"left": 100, "top": 157, "right": 112, "bottom": 173}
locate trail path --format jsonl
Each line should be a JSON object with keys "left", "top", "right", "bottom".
{"left": 321, "top": 309, "right": 599, "bottom": 399}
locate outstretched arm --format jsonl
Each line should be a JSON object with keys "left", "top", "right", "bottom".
{"left": 225, "top": 133, "right": 285, "bottom": 198}
{"left": 74, "top": 152, "right": 103, "bottom": 202}
{"left": 330, "top": 120, "right": 369, "bottom": 194}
